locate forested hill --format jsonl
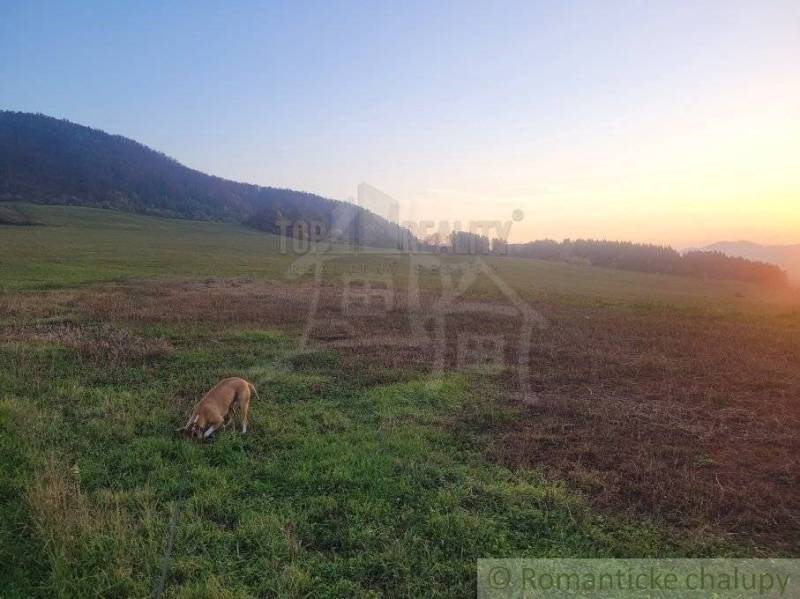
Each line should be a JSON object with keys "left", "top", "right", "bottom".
{"left": 0, "top": 111, "right": 412, "bottom": 248}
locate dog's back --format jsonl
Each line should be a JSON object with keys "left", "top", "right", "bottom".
{"left": 202, "top": 377, "right": 249, "bottom": 410}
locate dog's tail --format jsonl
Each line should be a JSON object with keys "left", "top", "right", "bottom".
{"left": 248, "top": 382, "right": 260, "bottom": 401}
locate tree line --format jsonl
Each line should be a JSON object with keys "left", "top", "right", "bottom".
{"left": 439, "top": 233, "right": 788, "bottom": 288}
{"left": 505, "top": 239, "right": 789, "bottom": 288}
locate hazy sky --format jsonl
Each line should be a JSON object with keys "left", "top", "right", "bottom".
{"left": 2, "top": 1, "right": 798, "bottom": 247}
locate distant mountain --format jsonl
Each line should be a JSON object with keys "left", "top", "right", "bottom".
{"left": 697, "top": 241, "right": 800, "bottom": 281}
{"left": 0, "top": 111, "right": 414, "bottom": 248}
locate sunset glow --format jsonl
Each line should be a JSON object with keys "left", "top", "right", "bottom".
{"left": 2, "top": 1, "right": 798, "bottom": 247}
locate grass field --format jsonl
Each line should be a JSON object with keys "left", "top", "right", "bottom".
{"left": 1, "top": 204, "right": 799, "bottom": 597}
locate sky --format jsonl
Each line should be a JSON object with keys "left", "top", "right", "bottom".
{"left": 1, "top": 1, "right": 799, "bottom": 248}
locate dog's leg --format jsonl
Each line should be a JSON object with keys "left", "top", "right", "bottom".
{"left": 239, "top": 393, "right": 250, "bottom": 434}
{"left": 175, "top": 414, "right": 198, "bottom": 432}
{"left": 227, "top": 402, "right": 239, "bottom": 430}
{"left": 203, "top": 423, "right": 219, "bottom": 439}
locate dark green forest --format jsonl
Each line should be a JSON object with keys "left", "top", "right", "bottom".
{"left": 0, "top": 111, "right": 411, "bottom": 248}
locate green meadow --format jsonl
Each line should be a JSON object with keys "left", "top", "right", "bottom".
{"left": 1, "top": 204, "right": 796, "bottom": 597}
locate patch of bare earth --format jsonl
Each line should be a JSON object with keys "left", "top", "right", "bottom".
{"left": 3, "top": 278, "right": 799, "bottom": 551}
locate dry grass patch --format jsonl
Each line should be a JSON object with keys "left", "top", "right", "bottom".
{"left": 477, "top": 306, "right": 800, "bottom": 552}
{"left": 27, "top": 456, "right": 157, "bottom": 592}
{"left": 0, "top": 289, "right": 84, "bottom": 323}
{"left": 11, "top": 383, "right": 164, "bottom": 592}
{"left": 82, "top": 278, "right": 314, "bottom": 329}
{"left": 28, "top": 457, "right": 93, "bottom": 559}
{"left": 2, "top": 322, "right": 172, "bottom": 366}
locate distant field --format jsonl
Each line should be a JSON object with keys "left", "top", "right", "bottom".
{"left": 1, "top": 204, "right": 799, "bottom": 596}
{"left": 2, "top": 203, "right": 794, "bottom": 307}
{"left": 0, "top": 204, "right": 292, "bottom": 290}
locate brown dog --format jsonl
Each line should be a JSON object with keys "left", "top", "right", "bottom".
{"left": 177, "top": 377, "right": 259, "bottom": 439}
